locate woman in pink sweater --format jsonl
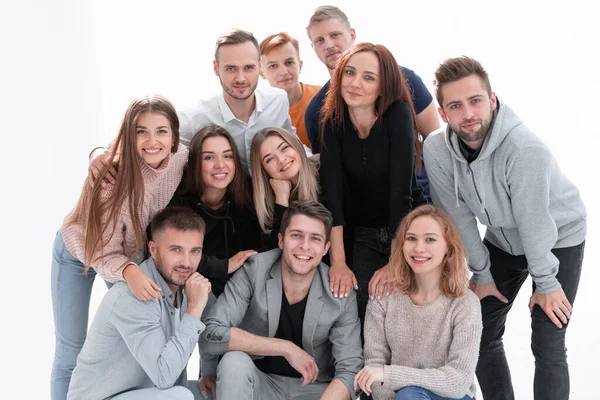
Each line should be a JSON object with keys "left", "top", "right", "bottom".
{"left": 50, "top": 95, "right": 189, "bottom": 400}
{"left": 355, "top": 205, "right": 482, "bottom": 400}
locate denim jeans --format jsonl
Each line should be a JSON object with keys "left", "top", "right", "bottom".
{"left": 476, "top": 240, "right": 585, "bottom": 400}
{"left": 395, "top": 386, "right": 472, "bottom": 400}
{"left": 352, "top": 226, "right": 391, "bottom": 325}
{"left": 50, "top": 230, "right": 111, "bottom": 400}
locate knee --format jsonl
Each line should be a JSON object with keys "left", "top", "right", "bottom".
{"left": 217, "top": 351, "right": 254, "bottom": 381}
{"left": 395, "top": 386, "right": 428, "bottom": 400}
{"left": 165, "top": 386, "right": 194, "bottom": 400}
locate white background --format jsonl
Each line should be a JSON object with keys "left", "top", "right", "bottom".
{"left": 1, "top": 0, "right": 598, "bottom": 398}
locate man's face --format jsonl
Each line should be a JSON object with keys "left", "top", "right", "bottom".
{"left": 214, "top": 41, "right": 261, "bottom": 101}
{"left": 438, "top": 75, "right": 497, "bottom": 150}
{"left": 261, "top": 42, "right": 302, "bottom": 93}
{"left": 278, "top": 215, "right": 330, "bottom": 277}
{"left": 149, "top": 228, "right": 204, "bottom": 287}
{"left": 307, "top": 17, "right": 356, "bottom": 71}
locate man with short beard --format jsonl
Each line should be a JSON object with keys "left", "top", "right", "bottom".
{"left": 67, "top": 207, "right": 212, "bottom": 400}
{"left": 424, "top": 56, "right": 586, "bottom": 400}
{"left": 199, "top": 200, "right": 363, "bottom": 400}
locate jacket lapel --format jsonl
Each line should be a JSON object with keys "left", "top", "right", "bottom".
{"left": 266, "top": 263, "right": 282, "bottom": 338}
{"left": 302, "top": 265, "right": 324, "bottom": 355}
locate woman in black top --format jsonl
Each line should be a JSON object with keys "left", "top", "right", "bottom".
{"left": 168, "top": 125, "right": 262, "bottom": 296}
{"left": 319, "top": 43, "right": 426, "bottom": 323}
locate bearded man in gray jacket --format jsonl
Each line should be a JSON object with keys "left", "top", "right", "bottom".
{"left": 423, "top": 56, "right": 586, "bottom": 400}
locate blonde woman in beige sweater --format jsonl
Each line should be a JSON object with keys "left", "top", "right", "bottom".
{"left": 51, "top": 95, "right": 189, "bottom": 400}
{"left": 355, "top": 205, "right": 482, "bottom": 400}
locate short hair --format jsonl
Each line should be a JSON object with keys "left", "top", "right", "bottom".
{"left": 280, "top": 200, "right": 333, "bottom": 243}
{"left": 387, "top": 205, "right": 469, "bottom": 297}
{"left": 214, "top": 28, "right": 260, "bottom": 63}
{"left": 434, "top": 56, "right": 492, "bottom": 108}
{"left": 306, "top": 5, "right": 351, "bottom": 34}
{"left": 150, "top": 206, "right": 206, "bottom": 239}
{"left": 260, "top": 32, "right": 300, "bottom": 57}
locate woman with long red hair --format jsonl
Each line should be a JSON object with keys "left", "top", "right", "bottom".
{"left": 354, "top": 205, "right": 482, "bottom": 400}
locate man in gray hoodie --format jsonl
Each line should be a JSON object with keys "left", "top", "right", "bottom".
{"left": 423, "top": 56, "right": 586, "bottom": 400}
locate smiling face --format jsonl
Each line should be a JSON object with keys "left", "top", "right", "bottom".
{"left": 259, "top": 135, "right": 301, "bottom": 182}
{"left": 308, "top": 17, "right": 356, "bottom": 71}
{"left": 149, "top": 227, "right": 204, "bottom": 288}
{"left": 261, "top": 42, "right": 302, "bottom": 93}
{"left": 402, "top": 216, "right": 448, "bottom": 278}
{"left": 200, "top": 136, "right": 235, "bottom": 191}
{"left": 438, "top": 74, "right": 497, "bottom": 150}
{"left": 341, "top": 51, "right": 381, "bottom": 110}
{"left": 135, "top": 112, "right": 173, "bottom": 168}
{"left": 214, "top": 41, "right": 261, "bottom": 101}
{"left": 278, "top": 214, "right": 330, "bottom": 277}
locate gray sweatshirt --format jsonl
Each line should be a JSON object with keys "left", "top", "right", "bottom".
{"left": 423, "top": 101, "right": 586, "bottom": 294}
{"left": 67, "top": 258, "right": 205, "bottom": 400}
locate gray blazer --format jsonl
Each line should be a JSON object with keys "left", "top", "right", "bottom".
{"left": 200, "top": 248, "right": 363, "bottom": 398}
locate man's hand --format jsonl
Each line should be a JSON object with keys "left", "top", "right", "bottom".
{"left": 353, "top": 365, "right": 384, "bottom": 396}
{"left": 228, "top": 250, "right": 258, "bottom": 274}
{"left": 185, "top": 273, "right": 212, "bottom": 318}
{"left": 123, "top": 264, "right": 162, "bottom": 301}
{"left": 269, "top": 178, "right": 292, "bottom": 207}
{"left": 284, "top": 342, "right": 319, "bottom": 387}
{"left": 369, "top": 264, "right": 390, "bottom": 300}
{"left": 88, "top": 148, "right": 118, "bottom": 187}
{"left": 329, "top": 263, "right": 358, "bottom": 299}
{"left": 529, "top": 287, "right": 572, "bottom": 329}
{"left": 469, "top": 279, "right": 508, "bottom": 303}
{"left": 198, "top": 376, "right": 217, "bottom": 400}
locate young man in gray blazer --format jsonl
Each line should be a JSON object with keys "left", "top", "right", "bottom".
{"left": 199, "top": 200, "right": 363, "bottom": 400}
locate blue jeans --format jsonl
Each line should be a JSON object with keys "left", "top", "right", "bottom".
{"left": 50, "top": 230, "right": 111, "bottom": 400}
{"left": 395, "top": 386, "right": 472, "bottom": 400}
{"left": 476, "top": 240, "right": 585, "bottom": 400}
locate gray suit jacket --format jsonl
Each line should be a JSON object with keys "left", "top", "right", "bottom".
{"left": 199, "top": 248, "right": 363, "bottom": 398}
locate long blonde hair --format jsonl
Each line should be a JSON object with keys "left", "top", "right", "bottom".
{"left": 250, "top": 127, "right": 319, "bottom": 233}
{"left": 66, "top": 94, "right": 180, "bottom": 271}
{"left": 387, "top": 205, "right": 469, "bottom": 297}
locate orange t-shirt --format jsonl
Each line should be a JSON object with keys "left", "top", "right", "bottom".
{"left": 289, "top": 83, "right": 322, "bottom": 148}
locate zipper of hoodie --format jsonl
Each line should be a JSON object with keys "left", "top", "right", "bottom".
{"left": 467, "top": 164, "right": 514, "bottom": 254}
{"left": 467, "top": 164, "right": 493, "bottom": 226}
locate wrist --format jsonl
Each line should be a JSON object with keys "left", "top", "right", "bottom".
{"left": 274, "top": 196, "right": 289, "bottom": 207}
{"left": 89, "top": 146, "right": 107, "bottom": 160}
{"left": 122, "top": 263, "right": 139, "bottom": 281}
{"left": 186, "top": 305, "right": 204, "bottom": 319}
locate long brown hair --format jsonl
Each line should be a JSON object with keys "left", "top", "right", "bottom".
{"left": 387, "top": 205, "right": 469, "bottom": 297}
{"left": 319, "top": 42, "right": 421, "bottom": 169}
{"left": 177, "top": 124, "right": 252, "bottom": 209}
{"left": 250, "top": 127, "right": 319, "bottom": 233}
{"left": 66, "top": 94, "right": 180, "bottom": 271}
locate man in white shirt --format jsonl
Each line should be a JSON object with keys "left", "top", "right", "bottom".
{"left": 88, "top": 29, "right": 300, "bottom": 180}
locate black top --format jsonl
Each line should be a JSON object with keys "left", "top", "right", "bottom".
{"left": 458, "top": 136, "right": 482, "bottom": 163}
{"left": 254, "top": 292, "right": 308, "bottom": 378}
{"left": 320, "top": 101, "right": 419, "bottom": 235}
{"left": 166, "top": 193, "right": 265, "bottom": 296}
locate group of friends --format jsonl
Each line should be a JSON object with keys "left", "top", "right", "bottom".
{"left": 50, "top": 5, "right": 587, "bottom": 400}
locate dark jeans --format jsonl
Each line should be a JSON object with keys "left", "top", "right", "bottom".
{"left": 476, "top": 239, "right": 585, "bottom": 400}
{"left": 352, "top": 226, "right": 391, "bottom": 326}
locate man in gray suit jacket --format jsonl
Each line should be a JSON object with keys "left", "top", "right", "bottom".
{"left": 199, "top": 200, "right": 363, "bottom": 400}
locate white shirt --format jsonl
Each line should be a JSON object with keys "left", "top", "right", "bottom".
{"left": 178, "top": 85, "right": 301, "bottom": 172}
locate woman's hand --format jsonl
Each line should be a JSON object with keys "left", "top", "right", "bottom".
{"left": 269, "top": 178, "right": 292, "bottom": 207}
{"left": 369, "top": 264, "right": 391, "bottom": 300}
{"left": 353, "top": 365, "right": 384, "bottom": 396}
{"left": 329, "top": 263, "right": 358, "bottom": 299}
{"left": 228, "top": 250, "right": 258, "bottom": 274}
{"left": 123, "top": 264, "right": 162, "bottom": 301}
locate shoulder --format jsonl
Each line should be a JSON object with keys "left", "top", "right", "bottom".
{"left": 384, "top": 100, "right": 412, "bottom": 118}
{"left": 258, "top": 85, "right": 288, "bottom": 103}
{"left": 106, "top": 282, "right": 160, "bottom": 319}
{"left": 306, "top": 82, "right": 329, "bottom": 111}
{"left": 172, "top": 143, "right": 189, "bottom": 163}
{"left": 450, "top": 290, "right": 482, "bottom": 320}
{"left": 304, "top": 83, "right": 323, "bottom": 97}
{"left": 240, "top": 248, "right": 282, "bottom": 278}
{"left": 423, "top": 130, "right": 448, "bottom": 155}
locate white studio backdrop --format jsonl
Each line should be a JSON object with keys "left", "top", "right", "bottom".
{"left": 1, "top": 0, "right": 598, "bottom": 398}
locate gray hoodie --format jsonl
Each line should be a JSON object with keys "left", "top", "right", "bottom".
{"left": 423, "top": 101, "right": 586, "bottom": 294}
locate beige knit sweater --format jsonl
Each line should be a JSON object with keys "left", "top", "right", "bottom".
{"left": 363, "top": 290, "right": 482, "bottom": 400}
{"left": 62, "top": 144, "right": 188, "bottom": 283}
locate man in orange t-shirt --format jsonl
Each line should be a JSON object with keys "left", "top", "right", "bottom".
{"left": 260, "top": 32, "right": 321, "bottom": 148}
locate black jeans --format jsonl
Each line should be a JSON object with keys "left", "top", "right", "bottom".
{"left": 476, "top": 240, "right": 585, "bottom": 400}
{"left": 352, "top": 226, "right": 391, "bottom": 326}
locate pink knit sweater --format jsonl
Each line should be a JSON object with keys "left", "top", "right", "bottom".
{"left": 62, "top": 144, "right": 189, "bottom": 283}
